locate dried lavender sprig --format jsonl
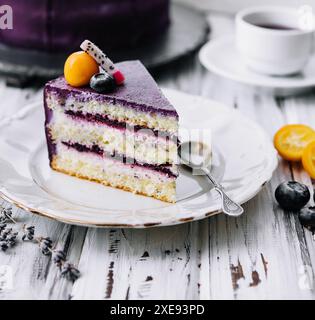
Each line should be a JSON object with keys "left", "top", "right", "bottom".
{"left": 0, "top": 223, "right": 7, "bottom": 232}
{"left": 0, "top": 228, "right": 17, "bottom": 240}
{"left": 34, "top": 238, "right": 80, "bottom": 280}
{"left": 0, "top": 241, "right": 8, "bottom": 251}
{"left": 0, "top": 207, "right": 17, "bottom": 224}
{"left": 37, "top": 238, "right": 80, "bottom": 281}
{"left": 22, "top": 224, "right": 35, "bottom": 241}
{"left": 52, "top": 250, "right": 66, "bottom": 268}
{"left": 0, "top": 226, "right": 18, "bottom": 250}
{"left": 0, "top": 206, "right": 20, "bottom": 251}
{"left": 60, "top": 262, "right": 80, "bottom": 282}
{"left": 36, "top": 236, "right": 53, "bottom": 256}
{"left": 0, "top": 205, "right": 80, "bottom": 280}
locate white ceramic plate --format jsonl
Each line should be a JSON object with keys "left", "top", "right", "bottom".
{"left": 199, "top": 35, "right": 315, "bottom": 96}
{"left": 0, "top": 89, "right": 277, "bottom": 228}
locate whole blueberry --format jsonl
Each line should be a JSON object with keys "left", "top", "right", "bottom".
{"left": 275, "top": 181, "right": 310, "bottom": 211}
{"left": 299, "top": 207, "right": 315, "bottom": 230}
{"left": 90, "top": 72, "right": 116, "bottom": 93}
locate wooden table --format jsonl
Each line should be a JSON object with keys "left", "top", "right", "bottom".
{"left": 1, "top": 12, "right": 315, "bottom": 300}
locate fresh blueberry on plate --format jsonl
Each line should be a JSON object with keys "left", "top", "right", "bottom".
{"left": 299, "top": 207, "right": 315, "bottom": 230}
{"left": 275, "top": 181, "right": 310, "bottom": 211}
{"left": 90, "top": 72, "right": 116, "bottom": 93}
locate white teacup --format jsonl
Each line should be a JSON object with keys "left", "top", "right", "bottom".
{"left": 236, "top": 6, "right": 315, "bottom": 76}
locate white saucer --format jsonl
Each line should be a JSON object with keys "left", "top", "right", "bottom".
{"left": 199, "top": 35, "right": 315, "bottom": 96}
{"left": 0, "top": 89, "right": 277, "bottom": 228}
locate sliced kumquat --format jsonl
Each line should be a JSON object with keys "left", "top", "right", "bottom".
{"left": 274, "top": 124, "right": 315, "bottom": 161}
{"left": 302, "top": 141, "right": 315, "bottom": 179}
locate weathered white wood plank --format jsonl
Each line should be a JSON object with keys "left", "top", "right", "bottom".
{"left": 280, "top": 94, "right": 315, "bottom": 294}
{"left": 71, "top": 222, "right": 202, "bottom": 300}
{"left": 197, "top": 74, "right": 315, "bottom": 299}
{"left": 38, "top": 225, "right": 87, "bottom": 300}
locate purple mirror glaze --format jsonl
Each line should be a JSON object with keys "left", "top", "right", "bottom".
{"left": 45, "top": 60, "right": 178, "bottom": 118}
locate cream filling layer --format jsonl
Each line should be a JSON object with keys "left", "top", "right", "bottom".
{"left": 47, "top": 93, "right": 178, "bottom": 135}
{"left": 48, "top": 109, "right": 178, "bottom": 167}
{"left": 52, "top": 143, "right": 176, "bottom": 203}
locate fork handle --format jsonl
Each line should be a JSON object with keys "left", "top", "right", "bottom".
{"left": 202, "top": 168, "right": 244, "bottom": 217}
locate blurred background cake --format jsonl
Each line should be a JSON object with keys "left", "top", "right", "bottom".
{"left": 0, "top": 0, "right": 170, "bottom": 52}
{"left": 0, "top": 1, "right": 208, "bottom": 81}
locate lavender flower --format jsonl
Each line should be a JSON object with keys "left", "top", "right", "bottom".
{"left": 38, "top": 237, "right": 53, "bottom": 255}
{"left": 22, "top": 225, "right": 35, "bottom": 241}
{"left": 60, "top": 262, "right": 80, "bottom": 282}
{"left": 0, "top": 227, "right": 13, "bottom": 239}
{"left": 6, "top": 233, "right": 17, "bottom": 247}
{"left": 52, "top": 250, "right": 66, "bottom": 268}
{"left": 0, "top": 223, "right": 7, "bottom": 232}
{"left": 0, "top": 207, "right": 12, "bottom": 223}
{"left": 0, "top": 227, "right": 18, "bottom": 249}
{"left": 0, "top": 241, "right": 8, "bottom": 252}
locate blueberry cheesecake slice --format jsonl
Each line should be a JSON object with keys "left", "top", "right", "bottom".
{"left": 44, "top": 41, "right": 179, "bottom": 203}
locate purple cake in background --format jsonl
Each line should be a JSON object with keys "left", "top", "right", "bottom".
{"left": 44, "top": 60, "right": 179, "bottom": 203}
{"left": 0, "top": 0, "right": 170, "bottom": 52}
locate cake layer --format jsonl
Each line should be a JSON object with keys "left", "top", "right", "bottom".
{"left": 46, "top": 92, "right": 178, "bottom": 136}
{"left": 52, "top": 143, "right": 176, "bottom": 203}
{"left": 48, "top": 108, "right": 178, "bottom": 166}
{"left": 61, "top": 142, "right": 177, "bottom": 178}
{"left": 64, "top": 110, "right": 177, "bottom": 140}
{"left": 44, "top": 61, "right": 179, "bottom": 133}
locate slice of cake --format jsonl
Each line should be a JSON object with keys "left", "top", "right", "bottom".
{"left": 44, "top": 60, "right": 179, "bottom": 203}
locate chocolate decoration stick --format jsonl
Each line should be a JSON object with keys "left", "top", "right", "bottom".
{"left": 80, "top": 40, "right": 125, "bottom": 85}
